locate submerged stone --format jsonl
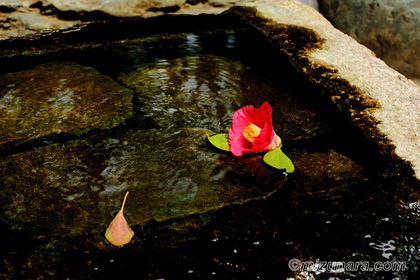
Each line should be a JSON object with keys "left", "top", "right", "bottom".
{"left": 0, "top": 128, "right": 285, "bottom": 239}
{"left": 120, "top": 54, "right": 329, "bottom": 140}
{"left": 287, "top": 148, "right": 367, "bottom": 196}
{"left": 0, "top": 61, "right": 133, "bottom": 149}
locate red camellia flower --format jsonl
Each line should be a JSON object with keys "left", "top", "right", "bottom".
{"left": 228, "top": 102, "right": 281, "bottom": 157}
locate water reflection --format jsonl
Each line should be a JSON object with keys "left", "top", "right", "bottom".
{"left": 122, "top": 54, "right": 244, "bottom": 132}
{"left": 120, "top": 33, "right": 329, "bottom": 140}
{"left": 404, "top": 201, "right": 420, "bottom": 217}
{"left": 370, "top": 240, "right": 396, "bottom": 259}
{"left": 226, "top": 33, "right": 236, "bottom": 49}
{"left": 185, "top": 34, "right": 201, "bottom": 54}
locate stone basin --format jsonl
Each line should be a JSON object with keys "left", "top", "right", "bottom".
{"left": 0, "top": 24, "right": 363, "bottom": 239}
{"left": 0, "top": 1, "right": 419, "bottom": 279}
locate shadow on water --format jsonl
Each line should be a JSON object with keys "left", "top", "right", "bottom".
{"left": 0, "top": 14, "right": 419, "bottom": 280}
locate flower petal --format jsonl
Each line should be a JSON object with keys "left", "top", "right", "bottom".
{"left": 267, "top": 133, "right": 282, "bottom": 150}
{"left": 229, "top": 126, "right": 251, "bottom": 156}
{"left": 247, "top": 101, "right": 273, "bottom": 128}
{"left": 231, "top": 105, "right": 255, "bottom": 130}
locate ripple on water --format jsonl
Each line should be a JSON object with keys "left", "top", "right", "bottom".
{"left": 120, "top": 52, "right": 330, "bottom": 140}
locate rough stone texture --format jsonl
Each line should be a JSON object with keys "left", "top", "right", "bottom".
{"left": 0, "top": 0, "right": 254, "bottom": 38}
{"left": 319, "top": 0, "right": 420, "bottom": 80}
{"left": 0, "top": 61, "right": 133, "bottom": 149}
{"left": 233, "top": 0, "right": 420, "bottom": 178}
{"left": 41, "top": 0, "right": 188, "bottom": 16}
{"left": 0, "top": 0, "right": 31, "bottom": 8}
{"left": 0, "top": 7, "right": 81, "bottom": 38}
{"left": 0, "top": 0, "right": 317, "bottom": 39}
{"left": 0, "top": 0, "right": 81, "bottom": 39}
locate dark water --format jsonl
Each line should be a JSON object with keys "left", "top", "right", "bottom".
{"left": 0, "top": 14, "right": 419, "bottom": 280}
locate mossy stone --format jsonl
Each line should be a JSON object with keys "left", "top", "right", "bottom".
{"left": 0, "top": 61, "right": 133, "bottom": 149}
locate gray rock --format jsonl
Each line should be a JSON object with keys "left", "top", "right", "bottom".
{"left": 297, "top": 0, "right": 318, "bottom": 10}
{"left": 40, "top": 0, "right": 253, "bottom": 17}
{"left": 319, "top": 0, "right": 420, "bottom": 80}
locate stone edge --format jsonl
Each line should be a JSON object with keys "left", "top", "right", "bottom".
{"left": 230, "top": 0, "right": 420, "bottom": 180}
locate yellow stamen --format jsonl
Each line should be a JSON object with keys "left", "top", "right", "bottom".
{"left": 243, "top": 122, "right": 261, "bottom": 142}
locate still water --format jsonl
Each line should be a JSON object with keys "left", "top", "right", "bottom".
{"left": 0, "top": 15, "right": 419, "bottom": 279}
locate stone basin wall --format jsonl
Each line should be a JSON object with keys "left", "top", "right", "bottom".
{"left": 319, "top": 0, "right": 420, "bottom": 83}
{"left": 0, "top": 0, "right": 419, "bottom": 180}
{"left": 0, "top": 0, "right": 252, "bottom": 38}
{"left": 0, "top": 0, "right": 319, "bottom": 38}
{"left": 230, "top": 0, "right": 420, "bottom": 180}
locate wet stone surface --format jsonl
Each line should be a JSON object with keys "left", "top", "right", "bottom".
{"left": 287, "top": 148, "right": 366, "bottom": 196}
{"left": 0, "top": 128, "right": 286, "bottom": 239}
{"left": 0, "top": 61, "right": 133, "bottom": 150}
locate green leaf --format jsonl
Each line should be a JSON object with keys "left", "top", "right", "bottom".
{"left": 206, "top": 133, "right": 230, "bottom": 152}
{"left": 263, "top": 147, "right": 295, "bottom": 173}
